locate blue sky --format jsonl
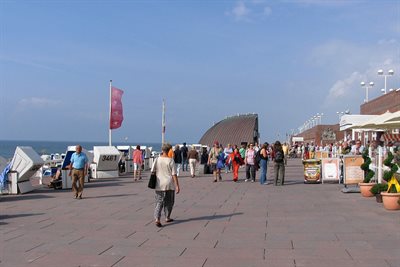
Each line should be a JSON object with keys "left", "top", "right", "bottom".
{"left": 0, "top": 0, "right": 399, "bottom": 144}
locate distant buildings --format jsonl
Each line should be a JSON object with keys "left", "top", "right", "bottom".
{"left": 292, "top": 89, "right": 400, "bottom": 145}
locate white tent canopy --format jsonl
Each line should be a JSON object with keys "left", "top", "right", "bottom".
{"left": 345, "top": 111, "right": 400, "bottom": 130}
{"left": 339, "top": 115, "right": 377, "bottom": 131}
{"left": 383, "top": 110, "right": 400, "bottom": 123}
{"left": 357, "top": 111, "right": 395, "bottom": 129}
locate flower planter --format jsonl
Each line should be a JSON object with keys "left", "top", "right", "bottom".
{"left": 359, "top": 183, "right": 375, "bottom": 197}
{"left": 381, "top": 192, "right": 400, "bottom": 210}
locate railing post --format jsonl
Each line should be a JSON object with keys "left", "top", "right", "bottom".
{"left": 378, "top": 146, "right": 383, "bottom": 183}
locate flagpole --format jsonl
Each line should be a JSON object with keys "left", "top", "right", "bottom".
{"left": 162, "top": 99, "right": 165, "bottom": 145}
{"left": 109, "top": 80, "right": 112, "bottom": 146}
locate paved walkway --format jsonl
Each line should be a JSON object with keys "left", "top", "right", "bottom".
{"left": 1, "top": 158, "right": 399, "bottom": 267}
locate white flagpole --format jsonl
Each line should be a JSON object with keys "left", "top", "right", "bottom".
{"left": 162, "top": 99, "right": 165, "bottom": 145}
{"left": 109, "top": 80, "right": 112, "bottom": 146}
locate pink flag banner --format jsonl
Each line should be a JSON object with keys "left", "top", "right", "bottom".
{"left": 110, "top": 86, "right": 124, "bottom": 129}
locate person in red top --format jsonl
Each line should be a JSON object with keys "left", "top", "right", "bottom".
{"left": 133, "top": 145, "right": 143, "bottom": 181}
{"left": 227, "top": 147, "right": 243, "bottom": 182}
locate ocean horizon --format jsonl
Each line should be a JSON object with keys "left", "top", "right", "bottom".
{"left": 0, "top": 140, "right": 163, "bottom": 160}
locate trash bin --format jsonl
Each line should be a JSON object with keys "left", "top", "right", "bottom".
{"left": 303, "top": 159, "right": 321, "bottom": 183}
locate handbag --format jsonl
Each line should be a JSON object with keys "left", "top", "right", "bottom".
{"left": 148, "top": 172, "right": 157, "bottom": 189}
{"left": 148, "top": 158, "right": 158, "bottom": 189}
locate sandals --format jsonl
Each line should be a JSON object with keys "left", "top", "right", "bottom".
{"left": 165, "top": 218, "right": 174, "bottom": 223}
{"left": 155, "top": 221, "right": 163, "bottom": 227}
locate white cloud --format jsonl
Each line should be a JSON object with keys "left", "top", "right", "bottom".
{"left": 17, "top": 97, "right": 61, "bottom": 111}
{"left": 226, "top": 1, "right": 272, "bottom": 21}
{"left": 231, "top": 1, "right": 251, "bottom": 21}
{"left": 326, "top": 71, "right": 363, "bottom": 100}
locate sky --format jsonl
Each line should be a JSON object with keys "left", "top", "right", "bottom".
{"left": 0, "top": 0, "right": 399, "bottom": 144}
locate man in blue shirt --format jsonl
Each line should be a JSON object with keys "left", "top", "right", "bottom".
{"left": 69, "top": 145, "right": 88, "bottom": 199}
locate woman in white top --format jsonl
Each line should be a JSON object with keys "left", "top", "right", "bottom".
{"left": 151, "top": 143, "right": 180, "bottom": 227}
{"left": 245, "top": 143, "right": 257, "bottom": 182}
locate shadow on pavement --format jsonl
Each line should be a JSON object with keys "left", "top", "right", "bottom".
{"left": 0, "top": 194, "right": 55, "bottom": 202}
{"left": 83, "top": 193, "right": 138, "bottom": 199}
{"left": 170, "top": 212, "right": 244, "bottom": 225}
{"left": 0, "top": 213, "right": 45, "bottom": 222}
{"left": 85, "top": 181, "right": 125, "bottom": 188}
{"left": 279, "top": 180, "right": 306, "bottom": 186}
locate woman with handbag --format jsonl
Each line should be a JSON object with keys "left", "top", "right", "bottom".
{"left": 151, "top": 143, "right": 180, "bottom": 228}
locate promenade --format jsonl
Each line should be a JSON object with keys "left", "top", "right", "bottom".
{"left": 1, "top": 158, "right": 399, "bottom": 267}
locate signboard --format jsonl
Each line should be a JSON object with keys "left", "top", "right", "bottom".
{"left": 292, "top": 137, "right": 304, "bottom": 143}
{"left": 321, "top": 128, "right": 336, "bottom": 141}
{"left": 343, "top": 155, "right": 364, "bottom": 185}
{"left": 321, "top": 158, "right": 340, "bottom": 183}
{"left": 303, "top": 159, "right": 321, "bottom": 183}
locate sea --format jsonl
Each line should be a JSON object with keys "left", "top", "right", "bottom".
{"left": 0, "top": 140, "right": 162, "bottom": 160}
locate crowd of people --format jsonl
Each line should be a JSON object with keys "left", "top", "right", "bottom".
{"left": 62, "top": 140, "right": 399, "bottom": 228}
{"left": 149, "top": 141, "right": 288, "bottom": 227}
{"left": 162, "top": 140, "right": 289, "bottom": 186}
{"left": 289, "top": 139, "right": 399, "bottom": 159}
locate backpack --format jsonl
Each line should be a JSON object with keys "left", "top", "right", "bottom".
{"left": 275, "top": 150, "right": 284, "bottom": 163}
{"left": 255, "top": 150, "right": 261, "bottom": 164}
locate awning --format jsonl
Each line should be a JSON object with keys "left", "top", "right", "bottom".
{"left": 339, "top": 115, "right": 377, "bottom": 131}
{"left": 384, "top": 111, "right": 400, "bottom": 123}
{"left": 349, "top": 111, "right": 400, "bottom": 130}
{"left": 357, "top": 111, "right": 394, "bottom": 129}
{"left": 381, "top": 133, "right": 400, "bottom": 142}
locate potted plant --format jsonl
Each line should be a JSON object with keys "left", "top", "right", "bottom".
{"left": 370, "top": 183, "right": 388, "bottom": 203}
{"left": 381, "top": 151, "right": 400, "bottom": 210}
{"left": 359, "top": 148, "right": 376, "bottom": 197}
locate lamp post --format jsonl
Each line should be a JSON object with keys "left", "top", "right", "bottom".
{"left": 317, "top": 113, "right": 324, "bottom": 125}
{"left": 312, "top": 116, "right": 317, "bottom": 127}
{"left": 377, "top": 69, "right": 394, "bottom": 94}
{"left": 360, "top": 81, "right": 374, "bottom": 103}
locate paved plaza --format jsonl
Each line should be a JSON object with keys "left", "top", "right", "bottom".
{"left": 1, "top": 158, "right": 399, "bottom": 267}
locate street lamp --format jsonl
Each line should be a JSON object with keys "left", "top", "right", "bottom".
{"left": 377, "top": 69, "right": 394, "bottom": 94}
{"left": 336, "top": 111, "right": 344, "bottom": 121}
{"left": 312, "top": 116, "right": 317, "bottom": 127}
{"left": 360, "top": 81, "right": 374, "bottom": 103}
{"left": 317, "top": 113, "right": 324, "bottom": 125}
{"left": 336, "top": 110, "right": 350, "bottom": 122}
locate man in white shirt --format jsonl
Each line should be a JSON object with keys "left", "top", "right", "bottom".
{"left": 351, "top": 140, "right": 364, "bottom": 155}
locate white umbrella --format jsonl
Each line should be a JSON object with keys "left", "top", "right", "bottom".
{"left": 357, "top": 111, "right": 395, "bottom": 129}
{"left": 383, "top": 110, "right": 400, "bottom": 123}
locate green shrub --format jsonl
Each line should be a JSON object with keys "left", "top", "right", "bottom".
{"left": 383, "top": 152, "right": 398, "bottom": 182}
{"left": 369, "top": 183, "right": 388, "bottom": 195}
{"left": 360, "top": 148, "right": 375, "bottom": 183}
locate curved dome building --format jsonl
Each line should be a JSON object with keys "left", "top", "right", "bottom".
{"left": 199, "top": 114, "right": 259, "bottom": 147}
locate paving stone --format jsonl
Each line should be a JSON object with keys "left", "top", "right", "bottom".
{"left": 1, "top": 158, "right": 398, "bottom": 267}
